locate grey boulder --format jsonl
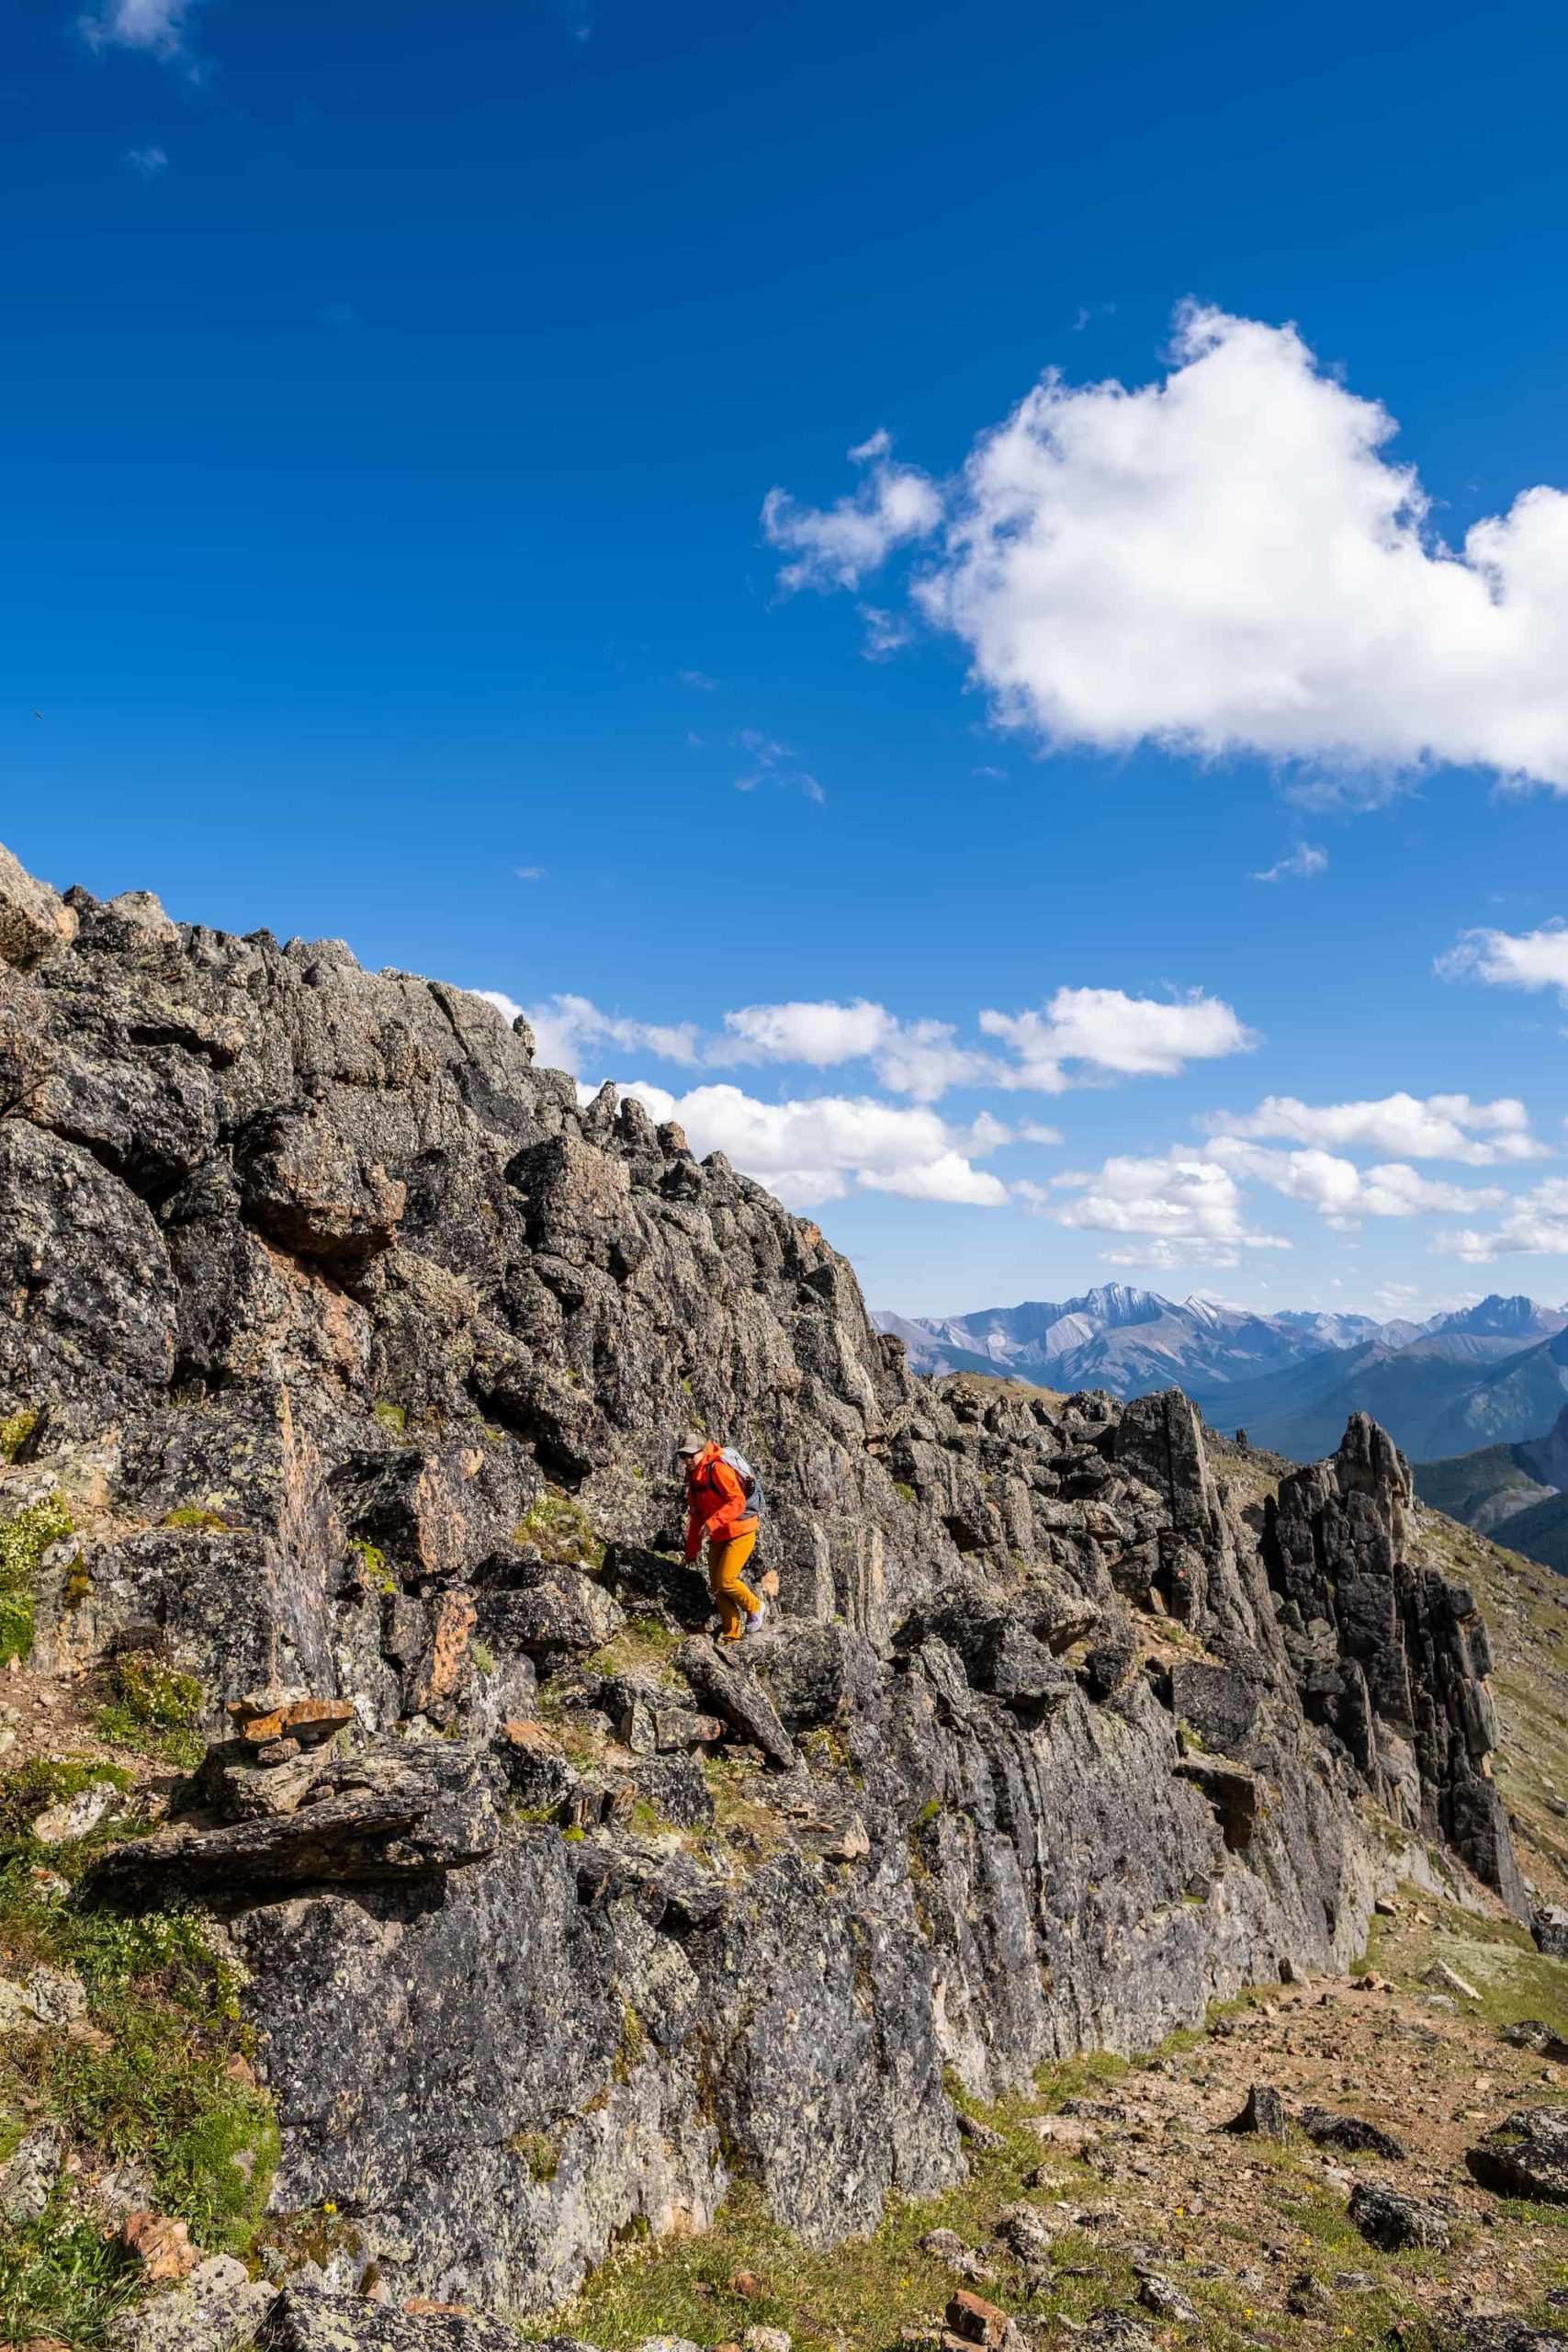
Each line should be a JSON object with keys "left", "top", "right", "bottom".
{"left": 1468, "top": 2108, "right": 1568, "bottom": 2202}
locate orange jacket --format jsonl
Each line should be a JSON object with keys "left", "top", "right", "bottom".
{"left": 684, "top": 1442, "right": 759, "bottom": 1560}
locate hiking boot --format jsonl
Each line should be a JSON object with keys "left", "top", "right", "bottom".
{"left": 742, "top": 1598, "right": 770, "bottom": 1642}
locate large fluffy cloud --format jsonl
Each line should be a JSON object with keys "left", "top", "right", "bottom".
{"left": 769, "top": 306, "right": 1568, "bottom": 788}
{"left": 613, "top": 1081, "right": 1010, "bottom": 1208}
{"left": 491, "top": 985, "right": 1256, "bottom": 1104}
{"left": 479, "top": 990, "right": 703, "bottom": 1072}
{"left": 1206, "top": 1137, "right": 1506, "bottom": 1224}
{"left": 717, "top": 1001, "right": 992, "bottom": 1102}
{"left": 1021, "top": 1129, "right": 1520, "bottom": 1270}
{"left": 982, "top": 987, "right": 1256, "bottom": 1091}
{"left": 1436, "top": 1181, "right": 1568, "bottom": 1262}
{"left": 475, "top": 989, "right": 1021, "bottom": 1205}
{"left": 1206, "top": 1091, "right": 1544, "bottom": 1166}
{"left": 1439, "top": 922, "right": 1568, "bottom": 996}
{"left": 1031, "top": 1152, "right": 1285, "bottom": 1269}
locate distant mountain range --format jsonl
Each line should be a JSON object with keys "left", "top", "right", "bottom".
{"left": 1415, "top": 1405, "right": 1568, "bottom": 1574}
{"left": 874, "top": 1287, "right": 1568, "bottom": 1463}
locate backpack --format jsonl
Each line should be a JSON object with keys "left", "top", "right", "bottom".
{"left": 701, "top": 1445, "right": 766, "bottom": 1524}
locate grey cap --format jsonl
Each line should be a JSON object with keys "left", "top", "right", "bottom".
{"left": 676, "top": 1427, "right": 706, "bottom": 1457}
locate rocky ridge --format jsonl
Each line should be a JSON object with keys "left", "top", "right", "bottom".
{"left": 0, "top": 842, "right": 1535, "bottom": 2335}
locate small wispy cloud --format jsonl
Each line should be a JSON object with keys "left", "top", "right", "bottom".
{"left": 731, "top": 729, "right": 825, "bottom": 804}
{"left": 514, "top": 865, "right": 546, "bottom": 882}
{"left": 763, "top": 431, "right": 942, "bottom": 593}
{"left": 679, "top": 670, "right": 718, "bottom": 692}
{"left": 1252, "top": 842, "right": 1328, "bottom": 884}
{"left": 82, "top": 0, "right": 197, "bottom": 59}
{"left": 860, "top": 605, "right": 913, "bottom": 661}
{"left": 123, "top": 143, "right": 167, "bottom": 178}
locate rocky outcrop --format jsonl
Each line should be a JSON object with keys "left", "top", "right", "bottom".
{"left": 1265, "top": 1413, "right": 1524, "bottom": 1908}
{"left": 0, "top": 842, "right": 1523, "bottom": 2321}
{"left": 1467, "top": 2108, "right": 1568, "bottom": 2201}
{"left": 0, "top": 841, "right": 77, "bottom": 972}
{"left": 254, "top": 2289, "right": 544, "bottom": 2349}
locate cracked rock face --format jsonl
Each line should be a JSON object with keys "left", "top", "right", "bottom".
{"left": 0, "top": 842, "right": 1522, "bottom": 2318}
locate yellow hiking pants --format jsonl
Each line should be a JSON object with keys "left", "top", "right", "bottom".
{"left": 708, "top": 1529, "right": 760, "bottom": 1643}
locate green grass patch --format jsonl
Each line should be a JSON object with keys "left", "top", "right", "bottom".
{"left": 589, "top": 1616, "right": 680, "bottom": 1682}
{"left": 0, "top": 1757, "right": 133, "bottom": 1852}
{"left": 1362, "top": 1891, "right": 1568, "bottom": 2036}
{"left": 0, "top": 1763, "right": 280, "bottom": 2340}
{"left": 160, "top": 1506, "right": 231, "bottom": 1532}
{"left": 0, "top": 1407, "right": 40, "bottom": 1465}
{"left": 373, "top": 1400, "right": 408, "bottom": 1435}
{"left": 517, "top": 1487, "right": 604, "bottom": 1570}
{"left": 508, "top": 2129, "right": 561, "bottom": 2183}
{"left": 531, "top": 2066, "right": 1137, "bottom": 2352}
{"left": 93, "top": 1657, "right": 207, "bottom": 1770}
{"left": 531, "top": 2029, "right": 1457, "bottom": 2352}
{"left": 0, "top": 2202, "right": 140, "bottom": 2348}
{"left": 0, "top": 1492, "right": 73, "bottom": 1664}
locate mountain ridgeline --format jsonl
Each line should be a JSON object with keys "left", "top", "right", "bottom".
{"left": 0, "top": 842, "right": 1538, "bottom": 2338}
{"left": 877, "top": 1288, "right": 1568, "bottom": 1462}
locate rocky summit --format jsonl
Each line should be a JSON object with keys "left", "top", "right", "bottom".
{"left": 0, "top": 842, "right": 1552, "bottom": 2348}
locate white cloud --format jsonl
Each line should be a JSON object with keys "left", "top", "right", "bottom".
{"left": 716, "top": 998, "right": 995, "bottom": 1102}
{"left": 1207, "top": 1091, "right": 1546, "bottom": 1166}
{"left": 871, "top": 1020, "right": 995, "bottom": 1102}
{"left": 123, "top": 144, "right": 167, "bottom": 178}
{"left": 720, "top": 999, "right": 894, "bottom": 1067}
{"left": 613, "top": 1082, "right": 1010, "bottom": 1208}
{"left": 1037, "top": 1152, "right": 1287, "bottom": 1267}
{"left": 716, "top": 988, "right": 1251, "bottom": 1101}
{"left": 763, "top": 435, "right": 942, "bottom": 593}
{"left": 82, "top": 0, "right": 196, "bottom": 55}
{"left": 1252, "top": 842, "right": 1327, "bottom": 883}
{"left": 476, "top": 982, "right": 1254, "bottom": 1106}
{"left": 731, "top": 729, "right": 825, "bottom": 803}
{"left": 478, "top": 990, "right": 703, "bottom": 1072}
{"left": 514, "top": 865, "right": 545, "bottom": 881}
{"left": 773, "top": 303, "right": 1568, "bottom": 789}
{"left": 981, "top": 986, "right": 1258, "bottom": 1092}
{"left": 1098, "top": 1238, "right": 1236, "bottom": 1272}
{"left": 1439, "top": 921, "right": 1568, "bottom": 996}
{"left": 1436, "top": 1178, "right": 1568, "bottom": 1261}
{"left": 1358, "top": 1164, "right": 1506, "bottom": 1216}
{"left": 1206, "top": 1136, "right": 1506, "bottom": 1224}
{"left": 860, "top": 605, "right": 914, "bottom": 659}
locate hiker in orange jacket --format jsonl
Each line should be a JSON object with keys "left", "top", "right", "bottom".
{"left": 678, "top": 1428, "right": 767, "bottom": 1645}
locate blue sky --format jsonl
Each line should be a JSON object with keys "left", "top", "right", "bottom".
{"left": 8, "top": 0, "right": 1568, "bottom": 1318}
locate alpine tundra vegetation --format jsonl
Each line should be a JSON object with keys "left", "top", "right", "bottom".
{"left": 4, "top": 842, "right": 1568, "bottom": 2350}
